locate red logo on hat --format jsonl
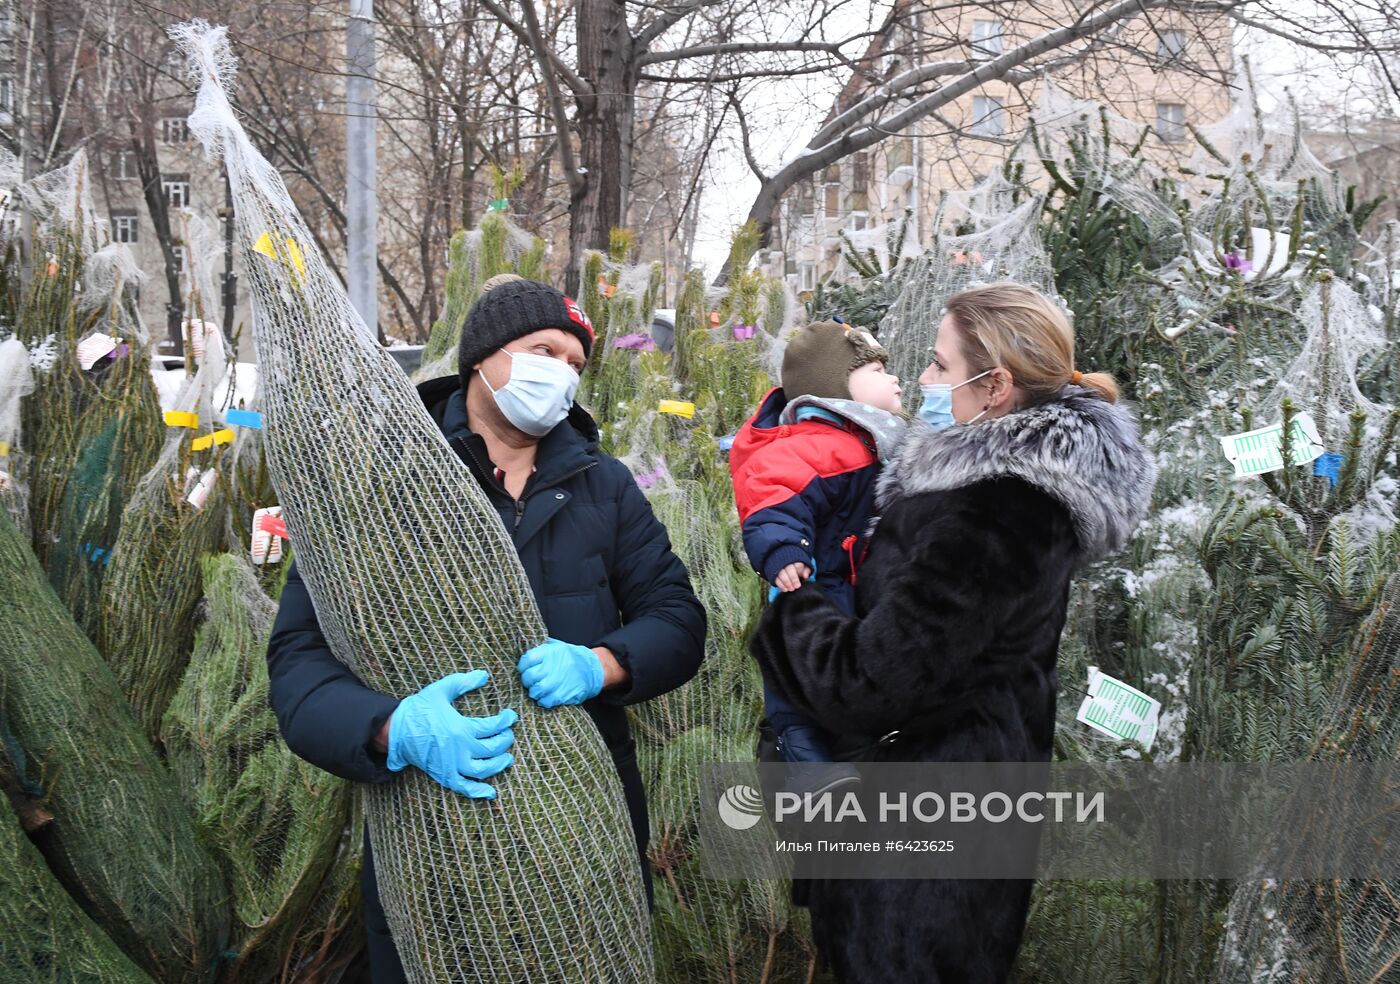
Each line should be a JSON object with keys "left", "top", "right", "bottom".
{"left": 562, "top": 296, "right": 595, "bottom": 342}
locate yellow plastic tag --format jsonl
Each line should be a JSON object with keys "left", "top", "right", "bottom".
{"left": 164, "top": 411, "right": 199, "bottom": 429}
{"left": 212, "top": 428, "right": 235, "bottom": 445}
{"left": 0, "top": 441, "right": 9, "bottom": 457}
{"left": 658, "top": 400, "right": 696, "bottom": 420}
{"left": 253, "top": 232, "right": 307, "bottom": 280}
{"left": 190, "top": 433, "right": 215, "bottom": 451}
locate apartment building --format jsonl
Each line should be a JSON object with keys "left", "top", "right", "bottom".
{"left": 762, "top": 1, "right": 1233, "bottom": 294}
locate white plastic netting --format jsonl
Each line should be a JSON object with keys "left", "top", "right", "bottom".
{"left": 15, "top": 148, "right": 104, "bottom": 254}
{"left": 174, "top": 20, "right": 652, "bottom": 982}
{"left": 878, "top": 186, "right": 1057, "bottom": 391}
{"left": 0, "top": 337, "right": 34, "bottom": 534}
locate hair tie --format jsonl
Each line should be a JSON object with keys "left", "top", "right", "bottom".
{"left": 1070, "top": 370, "right": 1084, "bottom": 385}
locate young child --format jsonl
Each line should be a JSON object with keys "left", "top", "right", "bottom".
{"left": 729, "top": 320, "right": 905, "bottom": 791}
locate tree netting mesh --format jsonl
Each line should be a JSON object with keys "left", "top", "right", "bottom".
{"left": 162, "top": 552, "right": 353, "bottom": 982}
{"left": 0, "top": 336, "right": 34, "bottom": 535}
{"left": 175, "top": 20, "right": 652, "bottom": 982}
{"left": 98, "top": 325, "right": 234, "bottom": 739}
{"left": 0, "top": 725, "right": 153, "bottom": 984}
{"left": 877, "top": 184, "right": 1057, "bottom": 393}
{"left": 1214, "top": 573, "right": 1400, "bottom": 983}
{"left": 416, "top": 215, "right": 547, "bottom": 382}
{"left": 0, "top": 509, "right": 228, "bottom": 983}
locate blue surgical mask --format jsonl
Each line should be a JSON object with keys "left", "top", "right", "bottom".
{"left": 479, "top": 351, "right": 580, "bottom": 437}
{"left": 917, "top": 369, "right": 993, "bottom": 429}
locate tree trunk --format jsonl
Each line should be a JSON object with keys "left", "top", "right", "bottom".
{"left": 569, "top": 0, "right": 633, "bottom": 295}
{"left": 131, "top": 120, "right": 185, "bottom": 358}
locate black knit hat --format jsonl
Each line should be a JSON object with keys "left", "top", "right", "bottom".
{"left": 781, "top": 320, "right": 889, "bottom": 401}
{"left": 458, "top": 279, "right": 595, "bottom": 387}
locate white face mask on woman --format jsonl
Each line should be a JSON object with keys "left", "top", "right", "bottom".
{"left": 478, "top": 351, "right": 580, "bottom": 437}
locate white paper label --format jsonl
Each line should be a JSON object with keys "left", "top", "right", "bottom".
{"left": 250, "top": 506, "right": 285, "bottom": 565}
{"left": 76, "top": 332, "right": 118, "bottom": 370}
{"left": 1075, "top": 666, "right": 1161, "bottom": 751}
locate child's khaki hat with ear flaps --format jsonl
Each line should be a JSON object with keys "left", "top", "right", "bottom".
{"left": 780, "top": 320, "right": 889, "bottom": 402}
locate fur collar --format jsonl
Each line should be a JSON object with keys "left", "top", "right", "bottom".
{"left": 877, "top": 386, "right": 1156, "bottom": 564}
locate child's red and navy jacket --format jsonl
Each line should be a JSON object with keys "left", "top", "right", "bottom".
{"left": 729, "top": 387, "right": 906, "bottom": 613}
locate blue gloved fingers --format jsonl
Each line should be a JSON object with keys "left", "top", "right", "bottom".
{"left": 443, "top": 774, "right": 498, "bottom": 799}
{"left": 460, "top": 707, "right": 517, "bottom": 738}
{"left": 459, "top": 752, "right": 514, "bottom": 780}
{"left": 466, "top": 728, "right": 515, "bottom": 758}
{"left": 516, "top": 649, "right": 544, "bottom": 674}
{"left": 428, "top": 669, "right": 489, "bottom": 702}
{"left": 520, "top": 661, "right": 549, "bottom": 688}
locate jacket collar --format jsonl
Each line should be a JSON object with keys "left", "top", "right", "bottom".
{"left": 877, "top": 385, "right": 1156, "bottom": 565}
{"left": 416, "top": 375, "right": 599, "bottom": 491}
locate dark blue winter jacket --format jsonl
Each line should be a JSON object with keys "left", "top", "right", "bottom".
{"left": 266, "top": 375, "right": 706, "bottom": 980}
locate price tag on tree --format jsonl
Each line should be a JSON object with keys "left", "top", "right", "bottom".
{"left": 1219, "top": 411, "right": 1323, "bottom": 478}
{"left": 250, "top": 506, "right": 287, "bottom": 565}
{"left": 1075, "top": 666, "right": 1160, "bottom": 751}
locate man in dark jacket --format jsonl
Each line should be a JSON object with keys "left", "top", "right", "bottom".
{"left": 266, "top": 278, "right": 707, "bottom": 983}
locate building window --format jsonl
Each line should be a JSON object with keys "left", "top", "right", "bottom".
{"left": 1157, "top": 29, "right": 1186, "bottom": 64}
{"left": 796, "top": 176, "right": 815, "bottom": 215}
{"left": 851, "top": 152, "right": 869, "bottom": 194}
{"left": 971, "top": 20, "right": 1004, "bottom": 60}
{"left": 1156, "top": 102, "right": 1186, "bottom": 143}
{"left": 114, "top": 150, "right": 139, "bottom": 180}
{"left": 162, "top": 117, "right": 189, "bottom": 143}
{"left": 111, "top": 211, "right": 139, "bottom": 243}
{"left": 823, "top": 164, "right": 841, "bottom": 218}
{"left": 799, "top": 262, "right": 817, "bottom": 292}
{"left": 970, "top": 95, "right": 1006, "bottom": 137}
{"left": 163, "top": 174, "right": 191, "bottom": 208}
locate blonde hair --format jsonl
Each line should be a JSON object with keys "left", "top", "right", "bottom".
{"left": 944, "top": 283, "right": 1118, "bottom": 405}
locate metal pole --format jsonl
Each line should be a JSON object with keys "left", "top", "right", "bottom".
{"left": 346, "top": 0, "right": 378, "bottom": 341}
{"left": 219, "top": 166, "right": 237, "bottom": 343}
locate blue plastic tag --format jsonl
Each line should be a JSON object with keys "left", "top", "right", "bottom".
{"left": 1313, "top": 451, "right": 1344, "bottom": 487}
{"left": 226, "top": 409, "right": 264, "bottom": 429}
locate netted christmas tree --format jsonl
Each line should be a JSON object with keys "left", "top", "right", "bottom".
{"left": 0, "top": 717, "right": 154, "bottom": 984}
{"left": 175, "top": 20, "right": 652, "bottom": 982}
{"left": 0, "top": 509, "right": 228, "bottom": 983}
{"left": 98, "top": 323, "right": 236, "bottom": 739}
{"left": 163, "top": 552, "right": 353, "bottom": 982}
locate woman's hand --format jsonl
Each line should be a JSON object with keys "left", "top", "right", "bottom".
{"left": 773, "top": 562, "right": 813, "bottom": 593}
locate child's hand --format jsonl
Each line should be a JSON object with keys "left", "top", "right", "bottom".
{"left": 774, "top": 562, "right": 813, "bottom": 593}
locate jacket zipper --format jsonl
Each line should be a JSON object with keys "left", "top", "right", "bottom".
{"left": 452, "top": 435, "right": 597, "bottom": 533}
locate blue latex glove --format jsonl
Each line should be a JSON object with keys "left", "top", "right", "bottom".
{"left": 768, "top": 557, "right": 818, "bottom": 602}
{"left": 516, "top": 638, "right": 604, "bottom": 708}
{"left": 386, "top": 671, "right": 517, "bottom": 799}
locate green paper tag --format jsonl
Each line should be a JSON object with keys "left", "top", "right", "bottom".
{"left": 487, "top": 198, "right": 509, "bottom": 212}
{"left": 1076, "top": 666, "right": 1160, "bottom": 750}
{"left": 1219, "top": 411, "right": 1323, "bottom": 478}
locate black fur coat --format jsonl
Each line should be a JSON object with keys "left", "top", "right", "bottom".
{"left": 750, "top": 386, "right": 1156, "bottom": 984}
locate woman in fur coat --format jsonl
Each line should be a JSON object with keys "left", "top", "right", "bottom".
{"left": 750, "top": 283, "right": 1156, "bottom": 984}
